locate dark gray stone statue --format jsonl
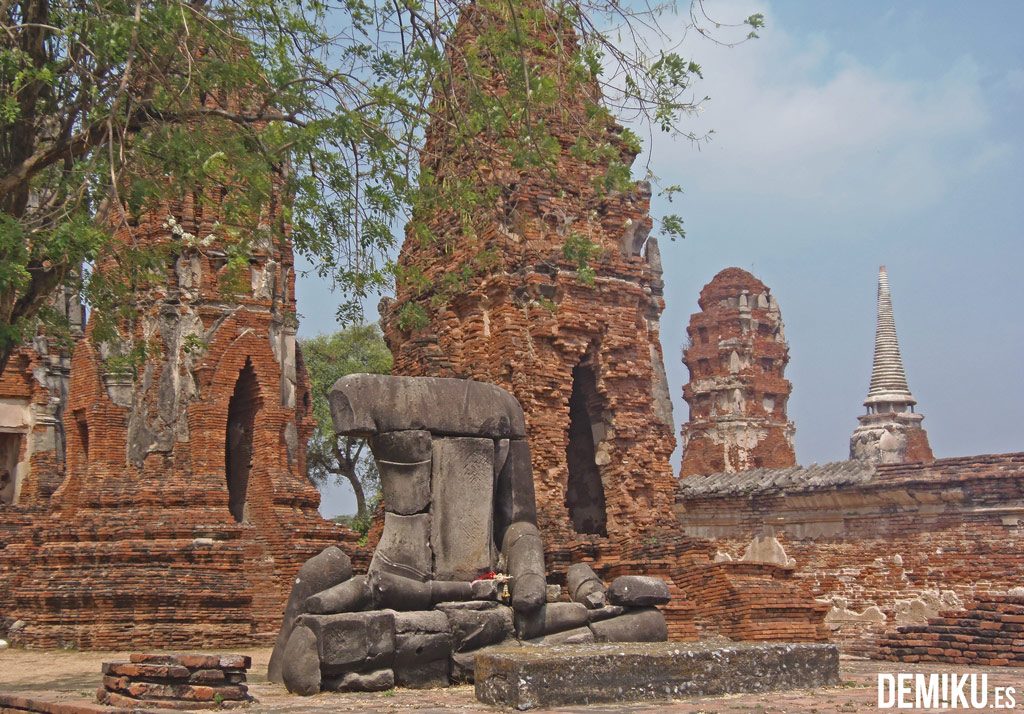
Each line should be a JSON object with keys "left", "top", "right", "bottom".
{"left": 269, "top": 375, "right": 669, "bottom": 694}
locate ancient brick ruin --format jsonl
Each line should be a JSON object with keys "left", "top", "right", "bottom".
{"left": 0, "top": 292, "right": 82, "bottom": 625}
{"left": 676, "top": 455, "right": 1024, "bottom": 654}
{"left": 375, "top": 2, "right": 833, "bottom": 648}
{"left": 877, "top": 593, "right": 1024, "bottom": 667}
{"left": 0, "top": 289, "right": 81, "bottom": 509}
{"left": 850, "top": 266, "right": 933, "bottom": 464}
{"left": 380, "top": 1, "right": 676, "bottom": 547}
{"left": 680, "top": 268, "right": 796, "bottom": 477}
{"left": 0, "top": 174, "right": 339, "bottom": 648}
{"left": 675, "top": 267, "right": 1023, "bottom": 662}
{"left": 0, "top": 2, "right": 1014, "bottom": 679}
{"left": 271, "top": 375, "right": 679, "bottom": 696}
{"left": 97, "top": 653, "right": 254, "bottom": 710}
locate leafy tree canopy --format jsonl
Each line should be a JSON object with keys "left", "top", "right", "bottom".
{"left": 301, "top": 323, "right": 391, "bottom": 525}
{"left": 0, "top": 0, "right": 762, "bottom": 371}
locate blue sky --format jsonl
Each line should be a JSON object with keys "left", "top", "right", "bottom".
{"left": 300, "top": 0, "right": 1024, "bottom": 518}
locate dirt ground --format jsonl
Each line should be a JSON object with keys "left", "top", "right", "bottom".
{"left": 0, "top": 646, "right": 1021, "bottom": 713}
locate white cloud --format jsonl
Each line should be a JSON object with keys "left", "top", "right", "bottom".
{"left": 637, "top": 1, "right": 1004, "bottom": 223}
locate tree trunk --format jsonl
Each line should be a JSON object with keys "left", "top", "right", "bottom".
{"left": 333, "top": 441, "right": 368, "bottom": 522}
{"left": 342, "top": 465, "right": 367, "bottom": 523}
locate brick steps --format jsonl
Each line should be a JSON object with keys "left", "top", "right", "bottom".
{"left": 2, "top": 507, "right": 342, "bottom": 649}
{"left": 876, "top": 593, "right": 1024, "bottom": 667}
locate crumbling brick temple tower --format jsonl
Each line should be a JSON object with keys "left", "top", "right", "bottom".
{"left": 849, "top": 266, "right": 933, "bottom": 465}
{"left": 379, "top": 3, "right": 833, "bottom": 644}
{"left": 680, "top": 268, "right": 796, "bottom": 477}
{"left": 0, "top": 290, "right": 82, "bottom": 510}
{"left": 382, "top": 1, "right": 676, "bottom": 547}
{"left": 0, "top": 165, "right": 338, "bottom": 649}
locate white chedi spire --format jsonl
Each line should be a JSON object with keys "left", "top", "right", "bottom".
{"left": 864, "top": 266, "right": 916, "bottom": 411}
{"left": 850, "top": 265, "right": 932, "bottom": 464}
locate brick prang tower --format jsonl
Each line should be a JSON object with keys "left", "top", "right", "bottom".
{"left": 382, "top": 1, "right": 677, "bottom": 547}
{"left": 1, "top": 139, "right": 340, "bottom": 649}
{"left": 680, "top": 267, "right": 796, "bottom": 477}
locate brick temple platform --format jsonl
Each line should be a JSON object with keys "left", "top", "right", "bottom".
{"left": 474, "top": 641, "right": 840, "bottom": 709}
{"left": 0, "top": 181, "right": 343, "bottom": 649}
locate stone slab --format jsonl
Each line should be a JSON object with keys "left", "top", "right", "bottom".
{"left": 268, "top": 546, "right": 352, "bottom": 682}
{"left": 329, "top": 374, "right": 526, "bottom": 438}
{"left": 588, "top": 607, "right": 667, "bottom": 643}
{"left": 606, "top": 575, "right": 671, "bottom": 607}
{"left": 281, "top": 624, "right": 321, "bottom": 696}
{"left": 567, "top": 563, "right": 606, "bottom": 609}
{"left": 430, "top": 438, "right": 496, "bottom": 581}
{"left": 298, "top": 611, "right": 395, "bottom": 672}
{"left": 304, "top": 575, "right": 372, "bottom": 614}
{"left": 322, "top": 668, "right": 395, "bottom": 693}
{"left": 501, "top": 522, "right": 546, "bottom": 624}
{"left": 444, "top": 605, "right": 514, "bottom": 652}
{"left": 371, "top": 430, "right": 432, "bottom": 515}
{"left": 474, "top": 642, "right": 840, "bottom": 710}
{"left": 493, "top": 439, "right": 537, "bottom": 540}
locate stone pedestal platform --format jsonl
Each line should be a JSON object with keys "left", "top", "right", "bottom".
{"left": 474, "top": 641, "right": 840, "bottom": 710}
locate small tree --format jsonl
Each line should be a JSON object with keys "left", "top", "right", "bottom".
{"left": 301, "top": 324, "right": 391, "bottom": 524}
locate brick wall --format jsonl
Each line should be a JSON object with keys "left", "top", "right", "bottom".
{"left": 675, "top": 453, "right": 1024, "bottom": 653}
{"left": 375, "top": 3, "right": 831, "bottom": 646}
{"left": 382, "top": 0, "right": 676, "bottom": 549}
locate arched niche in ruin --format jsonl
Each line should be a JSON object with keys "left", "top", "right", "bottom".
{"left": 225, "top": 358, "right": 260, "bottom": 523}
{"left": 0, "top": 432, "right": 21, "bottom": 505}
{"left": 564, "top": 355, "right": 608, "bottom": 536}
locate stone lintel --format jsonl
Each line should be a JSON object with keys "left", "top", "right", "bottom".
{"left": 329, "top": 374, "right": 525, "bottom": 438}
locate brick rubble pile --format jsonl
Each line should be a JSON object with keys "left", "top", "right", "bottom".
{"left": 98, "top": 653, "right": 254, "bottom": 710}
{"left": 877, "top": 593, "right": 1024, "bottom": 667}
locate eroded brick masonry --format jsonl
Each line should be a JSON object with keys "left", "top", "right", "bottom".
{"left": 381, "top": 1, "right": 831, "bottom": 646}
{"left": 381, "top": 0, "right": 677, "bottom": 545}
{"left": 676, "top": 455, "right": 1024, "bottom": 654}
{"left": 0, "top": 170, "right": 339, "bottom": 649}
{"left": 0, "top": 290, "right": 81, "bottom": 509}
{"left": 675, "top": 267, "right": 1023, "bottom": 659}
{"left": 680, "top": 268, "right": 796, "bottom": 477}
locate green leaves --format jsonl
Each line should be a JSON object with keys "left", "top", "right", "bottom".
{"left": 0, "top": 0, "right": 763, "bottom": 370}
{"left": 661, "top": 214, "right": 686, "bottom": 241}
{"left": 563, "top": 232, "right": 602, "bottom": 285}
{"left": 746, "top": 13, "right": 766, "bottom": 39}
{"left": 301, "top": 325, "right": 391, "bottom": 518}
